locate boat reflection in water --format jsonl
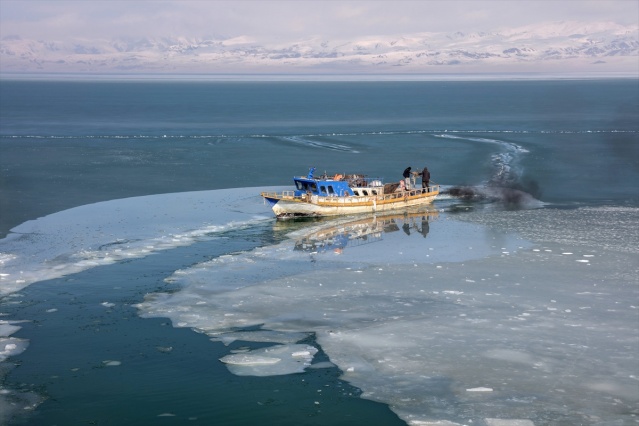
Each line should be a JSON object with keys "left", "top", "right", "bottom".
{"left": 293, "top": 209, "right": 438, "bottom": 255}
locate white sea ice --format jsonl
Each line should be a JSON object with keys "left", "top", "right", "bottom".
{"left": 219, "top": 344, "right": 318, "bottom": 376}
{"left": 0, "top": 321, "right": 22, "bottom": 338}
{"left": 220, "top": 355, "right": 281, "bottom": 365}
{"left": 211, "top": 330, "right": 310, "bottom": 346}
{"left": 136, "top": 205, "right": 639, "bottom": 426}
{"left": 466, "top": 387, "right": 493, "bottom": 392}
{"left": 485, "top": 420, "right": 535, "bottom": 426}
{"left": 2, "top": 188, "right": 637, "bottom": 425}
{"left": 0, "top": 321, "right": 28, "bottom": 363}
{"left": 0, "top": 338, "right": 28, "bottom": 363}
{"left": 0, "top": 187, "right": 280, "bottom": 296}
{"left": 0, "top": 320, "right": 36, "bottom": 422}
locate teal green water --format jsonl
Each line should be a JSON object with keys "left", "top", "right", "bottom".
{"left": 5, "top": 227, "right": 404, "bottom": 425}
{"left": 1, "top": 78, "right": 638, "bottom": 425}
{"left": 1, "top": 79, "right": 637, "bottom": 235}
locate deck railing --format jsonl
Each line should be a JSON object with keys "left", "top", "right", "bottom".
{"left": 262, "top": 184, "right": 439, "bottom": 205}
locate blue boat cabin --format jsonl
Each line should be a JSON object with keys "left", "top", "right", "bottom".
{"left": 293, "top": 167, "right": 355, "bottom": 198}
{"left": 293, "top": 176, "right": 354, "bottom": 197}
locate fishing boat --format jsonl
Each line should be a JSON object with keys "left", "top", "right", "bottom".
{"left": 261, "top": 167, "right": 439, "bottom": 218}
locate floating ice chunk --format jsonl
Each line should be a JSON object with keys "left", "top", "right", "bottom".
{"left": 0, "top": 321, "right": 22, "bottom": 337}
{"left": 0, "top": 337, "right": 29, "bottom": 362}
{"left": 102, "top": 360, "right": 121, "bottom": 366}
{"left": 485, "top": 419, "right": 535, "bottom": 426}
{"left": 576, "top": 259, "right": 589, "bottom": 263}
{"left": 466, "top": 387, "right": 493, "bottom": 392}
{"left": 220, "top": 355, "right": 281, "bottom": 365}
{"left": 101, "top": 302, "right": 115, "bottom": 308}
{"left": 220, "top": 344, "right": 318, "bottom": 376}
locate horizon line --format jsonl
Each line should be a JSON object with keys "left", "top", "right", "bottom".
{"left": 2, "top": 71, "right": 638, "bottom": 82}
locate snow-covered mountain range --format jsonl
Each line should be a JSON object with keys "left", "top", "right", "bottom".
{"left": 1, "top": 21, "right": 637, "bottom": 74}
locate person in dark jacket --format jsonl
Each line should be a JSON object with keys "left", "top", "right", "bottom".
{"left": 421, "top": 166, "right": 430, "bottom": 190}
{"left": 403, "top": 167, "right": 412, "bottom": 190}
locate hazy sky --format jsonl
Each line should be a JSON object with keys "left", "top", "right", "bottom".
{"left": 1, "top": 0, "right": 638, "bottom": 41}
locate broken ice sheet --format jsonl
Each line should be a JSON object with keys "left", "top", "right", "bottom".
{"left": 219, "top": 344, "right": 318, "bottom": 376}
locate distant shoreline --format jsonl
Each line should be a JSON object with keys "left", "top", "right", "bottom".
{"left": 1, "top": 72, "right": 637, "bottom": 82}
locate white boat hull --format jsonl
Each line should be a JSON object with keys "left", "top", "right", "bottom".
{"left": 263, "top": 187, "right": 439, "bottom": 217}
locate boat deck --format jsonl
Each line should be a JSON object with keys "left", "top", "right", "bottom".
{"left": 261, "top": 184, "right": 439, "bottom": 207}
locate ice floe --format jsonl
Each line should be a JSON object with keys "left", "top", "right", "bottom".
{"left": 0, "top": 187, "right": 279, "bottom": 296}
{"left": 2, "top": 188, "right": 637, "bottom": 425}
{"left": 219, "top": 344, "right": 318, "bottom": 376}
{"left": 135, "top": 204, "right": 638, "bottom": 425}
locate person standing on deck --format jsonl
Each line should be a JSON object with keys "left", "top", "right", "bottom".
{"left": 403, "top": 167, "right": 412, "bottom": 190}
{"left": 421, "top": 166, "right": 430, "bottom": 191}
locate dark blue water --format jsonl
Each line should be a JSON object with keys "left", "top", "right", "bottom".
{"left": 1, "top": 78, "right": 638, "bottom": 425}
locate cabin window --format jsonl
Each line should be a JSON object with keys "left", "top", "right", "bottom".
{"left": 328, "top": 186, "right": 335, "bottom": 195}
{"left": 362, "top": 190, "right": 369, "bottom": 196}
{"left": 320, "top": 185, "right": 327, "bottom": 194}
{"left": 295, "top": 181, "right": 318, "bottom": 192}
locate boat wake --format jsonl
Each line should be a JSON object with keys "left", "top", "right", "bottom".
{"left": 442, "top": 185, "right": 544, "bottom": 211}
{"left": 434, "top": 134, "right": 543, "bottom": 210}
{"left": 278, "top": 136, "right": 360, "bottom": 153}
{"left": 435, "top": 134, "right": 529, "bottom": 185}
